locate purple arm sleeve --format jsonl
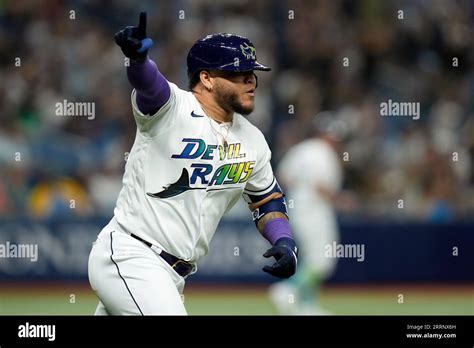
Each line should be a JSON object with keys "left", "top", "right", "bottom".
{"left": 262, "top": 218, "right": 294, "bottom": 245}
{"left": 127, "top": 58, "right": 170, "bottom": 115}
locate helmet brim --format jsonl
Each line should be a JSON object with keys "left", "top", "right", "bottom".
{"left": 252, "top": 61, "right": 271, "bottom": 71}
{"left": 218, "top": 60, "right": 271, "bottom": 72}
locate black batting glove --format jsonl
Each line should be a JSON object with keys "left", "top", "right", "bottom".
{"left": 114, "top": 12, "right": 153, "bottom": 61}
{"left": 263, "top": 237, "right": 298, "bottom": 279}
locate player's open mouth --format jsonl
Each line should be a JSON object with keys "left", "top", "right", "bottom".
{"left": 246, "top": 89, "right": 255, "bottom": 96}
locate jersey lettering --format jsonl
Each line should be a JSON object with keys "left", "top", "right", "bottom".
{"left": 190, "top": 164, "right": 213, "bottom": 184}
{"left": 172, "top": 138, "right": 246, "bottom": 161}
{"left": 171, "top": 138, "right": 206, "bottom": 159}
{"left": 224, "top": 162, "right": 245, "bottom": 184}
{"left": 169, "top": 138, "right": 254, "bottom": 189}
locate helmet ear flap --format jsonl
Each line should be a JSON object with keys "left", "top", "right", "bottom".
{"left": 254, "top": 73, "right": 258, "bottom": 89}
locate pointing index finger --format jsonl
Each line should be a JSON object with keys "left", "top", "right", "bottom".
{"left": 138, "top": 11, "right": 147, "bottom": 36}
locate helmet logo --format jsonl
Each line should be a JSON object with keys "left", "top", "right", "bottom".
{"left": 240, "top": 43, "right": 256, "bottom": 60}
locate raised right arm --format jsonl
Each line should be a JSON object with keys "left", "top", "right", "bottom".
{"left": 114, "top": 12, "right": 171, "bottom": 115}
{"left": 127, "top": 59, "right": 170, "bottom": 115}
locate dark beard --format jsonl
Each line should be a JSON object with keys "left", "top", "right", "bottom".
{"left": 215, "top": 87, "right": 254, "bottom": 116}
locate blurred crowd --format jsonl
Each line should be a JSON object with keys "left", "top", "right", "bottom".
{"left": 0, "top": 0, "right": 472, "bottom": 221}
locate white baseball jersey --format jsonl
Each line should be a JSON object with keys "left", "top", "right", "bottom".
{"left": 277, "top": 138, "right": 342, "bottom": 275}
{"left": 110, "top": 82, "right": 276, "bottom": 263}
{"left": 277, "top": 138, "right": 342, "bottom": 215}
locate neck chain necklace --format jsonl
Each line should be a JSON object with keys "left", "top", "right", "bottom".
{"left": 201, "top": 105, "right": 232, "bottom": 151}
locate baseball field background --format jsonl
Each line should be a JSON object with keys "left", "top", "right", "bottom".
{"left": 1, "top": 282, "right": 473, "bottom": 315}
{"left": 0, "top": 0, "right": 473, "bottom": 317}
{"left": 0, "top": 217, "right": 472, "bottom": 315}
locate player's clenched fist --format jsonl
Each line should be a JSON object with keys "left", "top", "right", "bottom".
{"left": 114, "top": 11, "right": 153, "bottom": 61}
{"left": 263, "top": 237, "right": 298, "bottom": 278}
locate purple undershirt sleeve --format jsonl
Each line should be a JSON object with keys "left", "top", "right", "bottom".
{"left": 262, "top": 218, "right": 294, "bottom": 245}
{"left": 127, "top": 58, "right": 171, "bottom": 115}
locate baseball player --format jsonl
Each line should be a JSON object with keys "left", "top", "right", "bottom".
{"left": 88, "top": 12, "right": 297, "bottom": 315}
{"left": 269, "top": 113, "right": 345, "bottom": 315}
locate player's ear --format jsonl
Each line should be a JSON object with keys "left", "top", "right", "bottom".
{"left": 199, "top": 70, "right": 213, "bottom": 92}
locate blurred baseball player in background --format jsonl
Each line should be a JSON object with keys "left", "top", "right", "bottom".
{"left": 88, "top": 12, "right": 297, "bottom": 315}
{"left": 269, "top": 112, "right": 347, "bottom": 315}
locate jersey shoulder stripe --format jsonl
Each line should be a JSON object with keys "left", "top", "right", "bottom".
{"left": 243, "top": 176, "right": 276, "bottom": 194}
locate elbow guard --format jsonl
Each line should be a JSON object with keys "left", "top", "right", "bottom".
{"left": 252, "top": 195, "right": 289, "bottom": 225}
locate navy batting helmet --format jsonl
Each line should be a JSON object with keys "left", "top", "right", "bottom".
{"left": 187, "top": 33, "right": 271, "bottom": 78}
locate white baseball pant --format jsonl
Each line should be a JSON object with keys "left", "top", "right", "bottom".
{"left": 88, "top": 226, "right": 187, "bottom": 315}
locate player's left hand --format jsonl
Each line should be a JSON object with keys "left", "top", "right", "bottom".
{"left": 262, "top": 237, "right": 297, "bottom": 278}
